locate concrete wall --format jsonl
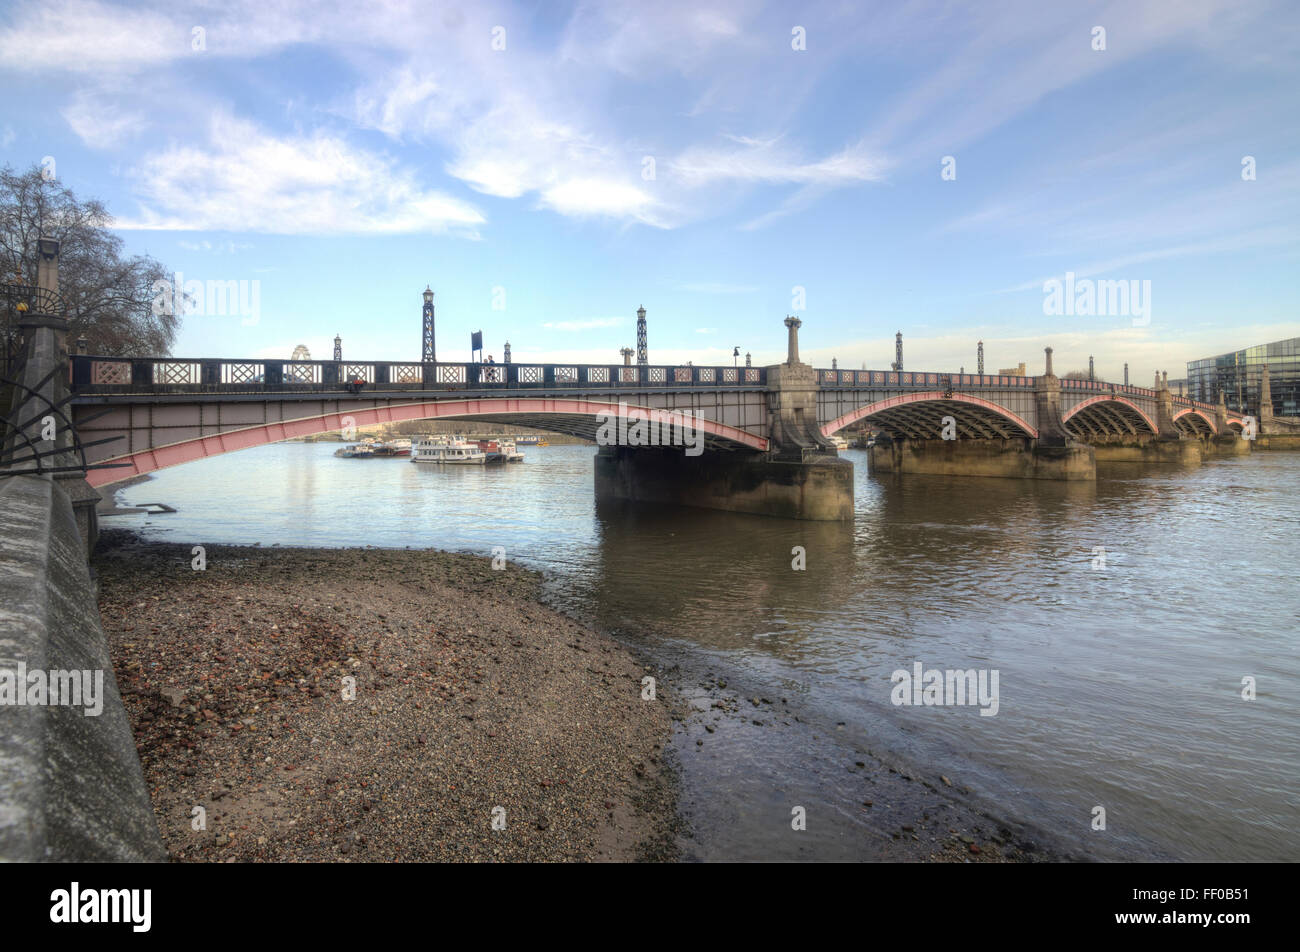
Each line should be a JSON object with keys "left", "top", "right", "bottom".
{"left": 1253, "top": 434, "right": 1300, "bottom": 451}
{"left": 1091, "top": 440, "right": 1203, "bottom": 464}
{"left": 868, "top": 438, "right": 1096, "bottom": 480}
{"left": 0, "top": 476, "right": 164, "bottom": 861}
{"left": 595, "top": 446, "right": 855, "bottom": 521}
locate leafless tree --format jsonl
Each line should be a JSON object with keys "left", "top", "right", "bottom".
{"left": 2, "top": 164, "right": 182, "bottom": 361}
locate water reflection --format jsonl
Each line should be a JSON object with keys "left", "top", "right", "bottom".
{"left": 114, "top": 442, "right": 1300, "bottom": 861}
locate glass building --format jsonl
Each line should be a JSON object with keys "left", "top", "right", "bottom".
{"left": 1187, "top": 337, "right": 1300, "bottom": 418}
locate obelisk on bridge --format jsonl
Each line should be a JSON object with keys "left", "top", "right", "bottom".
{"left": 766, "top": 315, "right": 835, "bottom": 458}
{"left": 1258, "top": 363, "right": 1274, "bottom": 432}
{"left": 784, "top": 314, "right": 801, "bottom": 364}
{"left": 1033, "top": 346, "right": 1070, "bottom": 445}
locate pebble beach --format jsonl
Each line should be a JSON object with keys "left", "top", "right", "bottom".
{"left": 93, "top": 530, "right": 678, "bottom": 862}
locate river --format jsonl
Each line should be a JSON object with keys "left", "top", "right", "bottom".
{"left": 107, "top": 442, "right": 1300, "bottom": 861}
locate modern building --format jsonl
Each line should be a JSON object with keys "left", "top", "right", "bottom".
{"left": 1187, "top": 337, "right": 1300, "bottom": 419}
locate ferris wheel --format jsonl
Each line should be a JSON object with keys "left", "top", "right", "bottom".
{"left": 288, "top": 344, "right": 313, "bottom": 382}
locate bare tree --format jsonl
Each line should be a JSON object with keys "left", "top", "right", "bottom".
{"left": 1, "top": 164, "right": 182, "bottom": 360}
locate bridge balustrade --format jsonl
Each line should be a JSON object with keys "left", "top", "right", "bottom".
{"left": 814, "top": 369, "right": 1037, "bottom": 389}
{"left": 69, "top": 356, "right": 768, "bottom": 394}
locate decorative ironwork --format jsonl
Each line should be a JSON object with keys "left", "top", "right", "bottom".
{"left": 636, "top": 306, "right": 647, "bottom": 365}
{"left": 519, "top": 365, "right": 542, "bottom": 384}
{"left": 744, "top": 368, "right": 760, "bottom": 383}
{"left": 222, "top": 362, "right": 263, "bottom": 384}
{"left": 157, "top": 361, "right": 200, "bottom": 384}
{"left": 422, "top": 287, "right": 436, "bottom": 363}
{"left": 698, "top": 367, "right": 716, "bottom": 383}
{"left": 587, "top": 366, "right": 610, "bottom": 383}
{"left": 435, "top": 364, "right": 466, "bottom": 384}
{"left": 287, "top": 362, "right": 319, "bottom": 383}
{"left": 554, "top": 366, "right": 578, "bottom": 382}
{"left": 392, "top": 363, "right": 421, "bottom": 384}
{"left": 0, "top": 282, "right": 67, "bottom": 316}
{"left": 1, "top": 370, "right": 126, "bottom": 478}
{"left": 344, "top": 364, "right": 372, "bottom": 383}
{"left": 92, "top": 360, "right": 130, "bottom": 385}
{"left": 649, "top": 367, "right": 666, "bottom": 383}
{"left": 721, "top": 367, "right": 738, "bottom": 383}
{"left": 619, "top": 367, "right": 639, "bottom": 383}
{"left": 674, "top": 367, "right": 692, "bottom": 383}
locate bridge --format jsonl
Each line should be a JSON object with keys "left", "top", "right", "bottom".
{"left": 0, "top": 239, "right": 1264, "bottom": 862}
{"left": 5, "top": 244, "right": 1257, "bottom": 533}
{"left": 68, "top": 347, "right": 1241, "bottom": 482}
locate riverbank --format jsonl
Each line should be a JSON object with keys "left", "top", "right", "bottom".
{"left": 93, "top": 530, "right": 678, "bottom": 862}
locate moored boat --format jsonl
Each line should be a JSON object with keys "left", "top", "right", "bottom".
{"left": 372, "top": 439, "right": 412, "bottom": 457}
{"left": 474, "top": 439, "right": 525, "bottom": 464}
{"left": 334, "top": 443, "right": 376, "bottom": 458}
{"left": 410, "top": 436, "right": 487, "bottom": 464}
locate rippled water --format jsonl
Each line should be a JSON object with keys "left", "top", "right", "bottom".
{"left": 110, "top": 442, "right": 1300, "bottom": 861}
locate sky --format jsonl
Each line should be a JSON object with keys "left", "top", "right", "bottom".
{"left": 1, "top": 0, "right": 1298, "bottom": 383}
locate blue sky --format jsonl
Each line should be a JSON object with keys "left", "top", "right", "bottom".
{"left": 1, "top": 0, "right": 1297, "bottom": 382}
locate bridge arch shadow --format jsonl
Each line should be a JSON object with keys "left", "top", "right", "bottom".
{"left": 1171, "top": 407, "right": 1217, "bottom": 437}
{"left": 85, "top": 397, "right": 769, "bottom": 488}
{"left": 821, "top": 391, "right": 1039, "bottom": 440}
{"left": 1062, "top": 395, "right": 1159, "bottom": 440}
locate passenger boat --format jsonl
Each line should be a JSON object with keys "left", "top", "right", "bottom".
{"left": 410, "top": 437, "right": 487, "bottom": 464}
{"left": 513, "top": 435, "right": 548, "bottom": 446}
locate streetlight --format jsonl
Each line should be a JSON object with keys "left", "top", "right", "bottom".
{"left": 733, "top": 346, "right": 740, "bottom": 367}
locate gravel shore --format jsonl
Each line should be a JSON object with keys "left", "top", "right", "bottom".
{"left": 93, "top": 530, "right": 677, "bottom": 862}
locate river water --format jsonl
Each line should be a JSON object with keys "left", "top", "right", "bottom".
{"left": 108, "top": 442, "right": 1299, "bottom": 861}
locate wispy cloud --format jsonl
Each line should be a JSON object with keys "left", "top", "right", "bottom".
{"left": 115, "top": 114, "right": 485, "bottom": 235}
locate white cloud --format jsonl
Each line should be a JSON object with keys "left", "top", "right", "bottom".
{"left": 671, "top": 138, "right": 887, "bottom": 188}
{"left": 115, "top": 114, "right": 485, "bottom": 235}
{"left": 61, "top": 91, "right": 147, "bottom": 148}
{"left": 540, "top": 179, "right": 655, "bottom": 220}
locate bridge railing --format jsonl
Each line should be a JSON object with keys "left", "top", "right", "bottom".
{"left": 70, "top": 357, "right": 768, "bottom": 394}
{"left": 814, "top": 369, "right": 1037, "bottom": 389}
{"left": 814, "top": 371, "right": 1218, "bottom": 413}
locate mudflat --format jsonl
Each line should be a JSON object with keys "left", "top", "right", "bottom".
{"left": 93, "top": 530, "right": 677, "bottom": 862}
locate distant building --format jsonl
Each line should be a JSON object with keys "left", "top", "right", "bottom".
{"left": 998, "top": 362, "right": 1027, "bottom": 376}
{"left": 1187, "top": 337, "right": 1300, "bottom": 418}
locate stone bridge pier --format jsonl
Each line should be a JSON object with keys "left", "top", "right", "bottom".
{"left": 594, "top": 316, "right": 855, "bottom": 521}
{"left": 867, "top": 347, "right": 1096, "bottom": 480}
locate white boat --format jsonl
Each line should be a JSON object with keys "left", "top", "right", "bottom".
{"left": 410, "top": 436, "right": 487, "bottom": 464}
{"left": 828, "top": 435, "right": 849, "bottom": 451}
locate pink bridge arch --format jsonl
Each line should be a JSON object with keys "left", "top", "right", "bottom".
{"left": 1172, "top": 406, "right": 1218, "bottom": 434}
{"left": 86, "top": 397, "right": 769, "bottom": 488}
{"left": 820, "top": 391, "right": 1039, "bottom": 439}
{"left": 1062, "top": 394, "right": 1159, "bottom": 435}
